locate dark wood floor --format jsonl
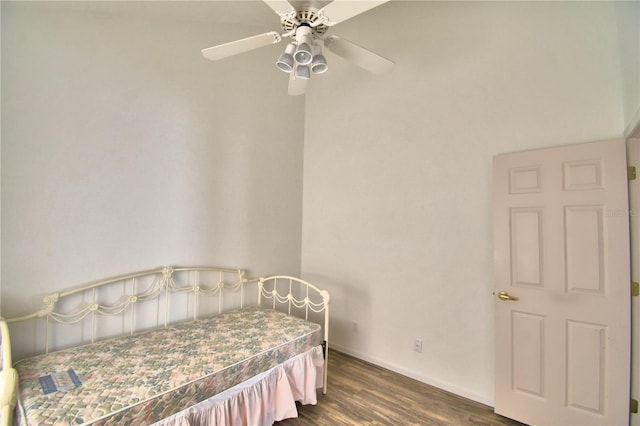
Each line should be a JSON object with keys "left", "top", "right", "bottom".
{"left": 276, "top": 351, "right": 526, "bottom": 426}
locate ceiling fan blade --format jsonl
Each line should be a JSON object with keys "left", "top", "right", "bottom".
{"left": 288, "top": 70, "right": 308, "bottom": 96}
{"left": 323, "top": 35, "right": 393, "bottom": 75}
{"left": 201, "top": 32, "right": 281, "bottom": 61}
{"left": 320, "top": 0, "right": 389, "bottom": 26}
{"left": 265, "top": 1, "right": 335, "bottom": 15}
{"left": 262, "top": 0, "right": 295, "bottom": 15}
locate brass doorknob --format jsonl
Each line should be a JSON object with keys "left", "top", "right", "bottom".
{"left": 498, "top": 291, "right": 519, "bottom": 301}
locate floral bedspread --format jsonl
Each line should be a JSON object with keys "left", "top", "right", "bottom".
{"left": 14, "top": 307, "right": 322, "bottom": 425}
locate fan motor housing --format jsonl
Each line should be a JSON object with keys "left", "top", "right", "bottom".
{"left": 280, "top": 8, "right": 328, "bottom": 36}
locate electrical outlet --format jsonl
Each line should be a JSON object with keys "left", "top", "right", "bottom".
{"left": 413, "top": 339, "right": 423, "bottom": 353}
{"left": 351, "top": 320, "right": 358, "bottom": 332}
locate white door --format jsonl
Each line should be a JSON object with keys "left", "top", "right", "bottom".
{"left": 493, "top": 138, "right": 631, "bottom": 425}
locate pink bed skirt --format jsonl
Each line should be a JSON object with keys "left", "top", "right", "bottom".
{"left": 152, "top": 345, "right": 325, "bottom": 426}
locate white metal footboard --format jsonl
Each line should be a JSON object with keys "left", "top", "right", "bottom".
{"left": 0, "top": 320, "right": 18, "bottom": 426}
{"left": 257, "top": 276, "right": 331, "bottom": 394}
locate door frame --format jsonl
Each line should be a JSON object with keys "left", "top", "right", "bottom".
{"left": 626, "top": 120, "right": 640, "bottom": 426}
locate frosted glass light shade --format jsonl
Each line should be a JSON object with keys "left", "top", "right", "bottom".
{"left": 294, "top": 43, "right": 312, "bottom": 65}
{"left": 295, "top": 65, "right": 310, "bottom": 80}
{"left": 311, "top": 55, "right": 327, "bottom": 73}
{"left": 276, "top": 43, "right": 296, "bottom": 72}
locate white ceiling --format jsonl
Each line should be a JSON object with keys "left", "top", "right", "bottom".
{"left": 17, "top": 0, "right": 401, "bottom": 29}
{"left": 15, "top": 1, "right": 280, "bottom": 28}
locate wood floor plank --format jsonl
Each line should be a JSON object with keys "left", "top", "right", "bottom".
{"left": 276, "top": 351, "right": 525, "bottom": 425}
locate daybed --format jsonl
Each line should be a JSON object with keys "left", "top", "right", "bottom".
{"left": 0, "top": 266, "right": 330, "bottom": 425}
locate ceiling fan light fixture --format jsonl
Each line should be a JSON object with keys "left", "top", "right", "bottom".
{"left": 295, "top": 64, "right": 311, "bottom": 80}
{"left": 276, "top": 42, "right": 296, "bottom": 73}
{"left": 311, "top": 44, "right": 328, "bottom": 74}
{"left": 201, "top": 1, "right": 395, "bottom": 96}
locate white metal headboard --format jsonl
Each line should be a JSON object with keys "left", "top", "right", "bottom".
{"left": 3, "top": 267, "right": 331, "bottom": 370}
{"left": 5, "top": 266, "right": 249, "bottom": 354}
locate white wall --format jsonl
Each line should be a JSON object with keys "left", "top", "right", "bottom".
{"left": 301, "top": 1, "right": 625, "bottom": 405}
{"left": 616, "top": 0, "right": 640, "bottom": 134}
{"left": 1, "top": 1, "right": 305, "bottom": 347}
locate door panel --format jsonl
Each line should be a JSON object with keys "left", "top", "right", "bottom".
{"left": 566, "top": 320, "right": 606, "bottom": 415}
{"left": 564, "top": 205, "right": 605, "bottom": 293}
{"left": 494, "top": 139, "right": 630, "bottom": 425}
{"left": 510, "top": 208, "right": 544, "bottom": 287}
{"left": 512, "top": 311, "right": 545, "bottom": 397}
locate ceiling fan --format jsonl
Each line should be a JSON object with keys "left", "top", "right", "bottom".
{"left": 201, "top": 0, "right": 394, "bottom": 96}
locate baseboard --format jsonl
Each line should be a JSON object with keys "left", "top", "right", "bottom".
{"left": 329, "top": 343, "right": 495, "bottom": 407}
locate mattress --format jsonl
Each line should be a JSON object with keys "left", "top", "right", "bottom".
{"left": 13, "top": 307, "right": 322, "bottom": 425}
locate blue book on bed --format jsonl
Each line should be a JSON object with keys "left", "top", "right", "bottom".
{"left": 38, "top": 369, "right": 82, "bottom": 394}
